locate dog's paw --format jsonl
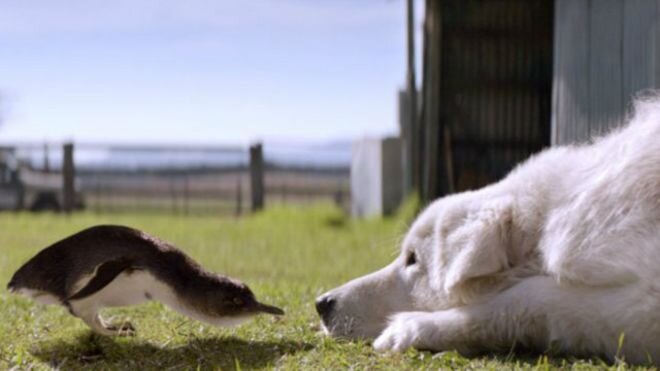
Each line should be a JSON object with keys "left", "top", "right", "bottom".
{"left": 373, "top": 312, "right": 429, "bottom": 352}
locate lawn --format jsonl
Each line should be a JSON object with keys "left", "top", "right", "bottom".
{"left": 0, "top": 204, "right": 645, "bottom": 370}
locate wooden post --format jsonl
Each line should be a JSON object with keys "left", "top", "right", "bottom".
{"left": 170, "top": 179, "right": 178, "bottom": 214}
{"left": 249, "top": 143, "right": 264, "bottom": 212}
{"left": 404, "top": 0, "right": 417, "bottom": 195}
{"left": 419, "top": 0, "right": 451, "bottom": 203}
{"left": 94, "top": 179, "right": 101, "bottom": 214}
{"left": 62, "top": 142, "right": 75, "bottom": 213}
{"left": 334, "top": 182, "right": 344, "bottom": 208}
{"left": 235, "top": 174, "right": 243, "bottom": 217}
{"left": 43, "top": 143, "right": 50, "bottom": 173}
{"left": 183, "top": 175, "right": 189, "bottom": 216}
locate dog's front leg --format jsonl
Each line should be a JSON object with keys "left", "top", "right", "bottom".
{"left": 373, "top": 310, "right": 452, "bottom": 353}
{"left": 374, "top": 276, "right": 556, "bottom": 355}
{"left": 373, "top": 275, "right": 653, "bottom": 362}
{"left": 373, "top": 308, "right": 515, "bottom": 354}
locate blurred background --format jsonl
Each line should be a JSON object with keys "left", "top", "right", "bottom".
{"left": 0, "top": 0, "right": 657, "bottom": 217}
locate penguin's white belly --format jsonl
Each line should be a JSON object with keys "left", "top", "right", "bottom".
{"left": 72, "top": 270, "right": 175, "bottom": 308}
{"left": 69, "top": 270, "right": 253, "bottom": 328}
{"left": 17, "top": 288, "right": 61, "bottom": 305}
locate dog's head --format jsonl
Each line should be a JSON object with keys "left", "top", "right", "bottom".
{"left": 316, "top": 192, "right": 517, "bottom": 339}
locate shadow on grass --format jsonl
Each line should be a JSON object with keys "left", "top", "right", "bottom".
{"left": 31, "top": 332, "right": 313, "bottom": 370}
{"left": 458, "top": 347, "right": 618, "bottom": 369}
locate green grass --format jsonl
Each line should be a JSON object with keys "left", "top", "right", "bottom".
{"left": 0, "top": 204, "right": 647, "bottom": 370}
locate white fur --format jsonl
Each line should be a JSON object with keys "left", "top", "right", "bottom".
{"left": 321, "top": 98, "right": 660, "bottom": 364}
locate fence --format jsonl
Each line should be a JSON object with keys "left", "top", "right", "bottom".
{"left": 3, "top": 141, "right": 350, "bottom": 215}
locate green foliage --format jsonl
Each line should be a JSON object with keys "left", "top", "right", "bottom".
{"left": 0, "top": 206, "right": 645, "bottom": 370}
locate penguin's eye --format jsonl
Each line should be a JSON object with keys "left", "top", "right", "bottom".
{"left": 405, "top": 251, "right": 417, "bottom": 266}
{"left": 233, "top": 297, "right": 243, "bottom": 305}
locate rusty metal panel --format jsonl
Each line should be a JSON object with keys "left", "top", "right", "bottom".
{"left": 437, "top": 0, "right": 553, "bottom": 191}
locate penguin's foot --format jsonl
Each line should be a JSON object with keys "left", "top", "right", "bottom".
{"left": 75, "top": 309, "right": 136, "bottom": 337}
{"left": 105, "top": 321, "right": 136, "bottom": 337}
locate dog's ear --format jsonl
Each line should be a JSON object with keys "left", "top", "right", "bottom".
{"left": 443, "top": 197, "right": 513, "bottom": 295}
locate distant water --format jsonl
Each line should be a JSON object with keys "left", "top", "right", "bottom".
{"left": 16, "top": 141, "right": 352, "bottom": 170}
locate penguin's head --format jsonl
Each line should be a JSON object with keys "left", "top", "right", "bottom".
{"left": 204, "top": 276, "right": 284, "bottom": 319}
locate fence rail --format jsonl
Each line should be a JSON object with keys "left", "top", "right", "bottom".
{"left": 0, "top": 142, "right": 350, "bottom": 215}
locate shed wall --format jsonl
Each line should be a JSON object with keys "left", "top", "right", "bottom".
{"left": 552, "top": 0, "right": 660, "bottom": 144}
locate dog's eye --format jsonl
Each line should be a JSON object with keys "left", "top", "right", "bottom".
{"left": 405, "top": 251, "right": 417, "bottom": 266}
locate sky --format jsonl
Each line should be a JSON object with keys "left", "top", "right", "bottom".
{"left": 0, "top": 0, "right": 424, "bottom": 146}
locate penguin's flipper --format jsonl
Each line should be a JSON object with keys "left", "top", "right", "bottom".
{"left": 68, "top": 258, "right": 136, "bottom": 301}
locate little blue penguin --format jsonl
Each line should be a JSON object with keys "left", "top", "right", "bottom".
{"left": 7, "top": 225, "right": 284, "bottom": 336}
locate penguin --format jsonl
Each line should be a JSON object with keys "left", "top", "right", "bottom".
{"left": 6, "top": 225, "right": 284, "bottom": 336}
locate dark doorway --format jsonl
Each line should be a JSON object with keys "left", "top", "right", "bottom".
{"left": 420, "top": 0, "right": 554, "bottom": 200}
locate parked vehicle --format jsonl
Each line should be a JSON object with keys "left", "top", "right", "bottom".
{"left": 0, "top": 151, "right": 84, "bottom": 211}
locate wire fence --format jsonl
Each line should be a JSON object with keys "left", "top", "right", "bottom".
{"left": 1, "top": 142, "right": 350, "bottom": 215}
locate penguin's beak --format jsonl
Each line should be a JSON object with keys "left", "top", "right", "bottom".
{"left": 255, "top": 301, "right": 285, "bottom": 315}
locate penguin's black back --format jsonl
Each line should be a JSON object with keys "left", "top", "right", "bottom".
{"left": 8, "top": 225, "right": 213, "bottom": 301}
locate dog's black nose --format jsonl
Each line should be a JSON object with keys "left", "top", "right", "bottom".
{"left": 315, "top": 295, "right": 336, "bottom": 318}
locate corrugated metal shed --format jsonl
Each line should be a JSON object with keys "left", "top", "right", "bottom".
{"left": 552, "top": 0, "right": 660, "bottom": 144}
{"left": 417, "top": 0, "right": 553, "bottom": 201}
{"left": 413, "top": 0, "right": 660, "bottom": 204}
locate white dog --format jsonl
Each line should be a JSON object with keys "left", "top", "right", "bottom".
{"left": 317, "top": 98, "right": 660, "bottom": 364}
